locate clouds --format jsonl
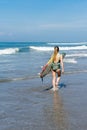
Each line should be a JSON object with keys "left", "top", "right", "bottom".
{"left": 39, "top": 20, "right": 87, "bottom": 31}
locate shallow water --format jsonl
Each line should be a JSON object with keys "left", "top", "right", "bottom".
{"left": 0, "top": 42, "right": 87, "bottom": 130}
{"left": 0, "top": 72, "right": 87, "bottom": 130}
{"left": 0, "top": 42, "right": 87, "bottom": 80}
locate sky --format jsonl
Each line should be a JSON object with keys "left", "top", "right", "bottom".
{"left": 0, "top": 0, "right": 87, "bottom": 42}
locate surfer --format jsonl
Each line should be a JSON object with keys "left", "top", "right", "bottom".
{"left": 51, "top": 46, "right": 64, "bottom": 91}
{"left": 40, "top": 46, "right": 64, "bottom": 91}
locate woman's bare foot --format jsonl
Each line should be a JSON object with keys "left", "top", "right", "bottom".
{"left": 55, "top": 82, "right": 58, "bottom": 87}
{"left": 51, "top": 87, "right": 58, "bottom": 91}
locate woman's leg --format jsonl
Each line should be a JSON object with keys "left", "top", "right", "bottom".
{"left": 52, "top": 70, "right": 56, "bottom": 89}
{"left": 55, "top": 69, "right": 61, "bottom": 86}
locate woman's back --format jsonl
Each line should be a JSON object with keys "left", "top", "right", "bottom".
{"left": 53, "top": 53, "right": 61, "bottom": 63}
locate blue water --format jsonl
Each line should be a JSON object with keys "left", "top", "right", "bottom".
{"left": 0, "top": 42, "right": 87, "bottom": 82}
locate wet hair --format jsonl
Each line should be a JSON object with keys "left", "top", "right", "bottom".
{"left": 54, "top": 46, "right": 59, "bottom": 52}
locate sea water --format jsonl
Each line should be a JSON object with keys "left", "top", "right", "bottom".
{"left": 0, "top": 42, "right": 87, "bottom": 82}
{"left": 0, "top": 42, "right": 87, "bottom": 130}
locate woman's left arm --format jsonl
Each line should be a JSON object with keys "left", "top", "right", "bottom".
{"left": 60, "top": 55, "right": 64, "bottom": 73}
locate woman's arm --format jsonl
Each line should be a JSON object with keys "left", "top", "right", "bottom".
{"left": 60, "top": 55, "right": 64, "bottom": 73}
{"left": 42, "top": 54, "right": 54, "bottom": 71}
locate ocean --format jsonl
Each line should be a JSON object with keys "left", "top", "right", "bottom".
{"left": 0, "top": 42, "right": 87, "bottom": 82}
{"left": 0, "top": 42, "right": 87, "bottom": 130}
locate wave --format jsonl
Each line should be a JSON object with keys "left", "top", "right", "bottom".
{"left": 0, "top": 48, "right": 19, "bottom": 55}
{"left": 0, "top": 69, "right": 87, "bottom": 83}
{"left": 64, "top": 58, "right": 77, "bottom": 64}
{"left": 66, "top": 53, "right": 87, "bottom": 57}
{"left": 29, "top": 46, "right": 53, "bottom": 51}
{"left": 29, "top": 45, "right": 87, "bottom": 51}
{"left": 1, "top": 45, "right": 87, "bottom": 55}
{"left": 60, "top": 45, "right": 87, "bottom": 50}
{"left": 48, "top": 42, "right": 87, "bottom": 46}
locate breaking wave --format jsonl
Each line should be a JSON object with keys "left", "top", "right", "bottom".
{"left": 66, "top": 53, "right": 87, "bottom": 57}
{"left": 0, "top": 48, "right": 19, "bottom": 55}
{"left": 47, "top": 42, "right": 87, "bottom": 46}
{"left": 29, "top": 45, "right": 87, "bottom": 51}
{"left": 64, "top": 58, "right": 77, "bottom": 64}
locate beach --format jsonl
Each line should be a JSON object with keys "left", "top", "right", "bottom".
{"left": 1, "top": 0, "right": 87, "bottom": 129}
{"left": 0, "top": 71, "right": 87, "bottom": 130}
{"left": 0, "top": 42, "right": 87, "bottom": 130}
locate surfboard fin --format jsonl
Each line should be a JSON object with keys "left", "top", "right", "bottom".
{"left": 41, "top": 77, "right": 43, "bottom": 82}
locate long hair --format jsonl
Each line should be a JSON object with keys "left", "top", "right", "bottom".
{"left": 53, "top": 46, "right": 59, "bottom": 61}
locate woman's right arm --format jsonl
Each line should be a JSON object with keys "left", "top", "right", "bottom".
{"left": 42, "top": 54, "right": 53, "bottom": 71}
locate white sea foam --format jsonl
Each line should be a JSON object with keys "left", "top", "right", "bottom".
{"left": 30, "top": 45, "right": 87, "bottom": 51}
{"left": 0, "top": 48, "right": 19, "bottom": 55}
{"left": 64, "top": 58, "right": 77, "bottom": 64}
{"left": 66, "top": 53, "right": 87, "bottom": 57}
{"left": 48, "top": 42, "right": 87, "bottom": 46}
{"left": 60, "top": 45, "right": 87, "bottom": 50}
{"left": 29, "top": 46, "right": 53, "bottom": 51}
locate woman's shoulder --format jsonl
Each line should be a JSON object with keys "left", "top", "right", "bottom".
{"left": 57, "top": 53, "right": 61, "bottom": 57}
{"left": 57, "top": 53, "right": 62, "bottom": 60}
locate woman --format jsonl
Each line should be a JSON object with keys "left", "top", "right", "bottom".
{"left": 51, "top": 46, "right": 64, "bottom": 91}
{"left": 42, "top": 46, "right": 64, "bottom": 91}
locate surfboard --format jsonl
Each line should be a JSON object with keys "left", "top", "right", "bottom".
{"left": 40, "top": 52, "right": 66, "bottom": 79}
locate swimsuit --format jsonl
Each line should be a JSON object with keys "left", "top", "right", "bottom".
{"left": 51, "top": 62, "right": 60, "bottom": 71}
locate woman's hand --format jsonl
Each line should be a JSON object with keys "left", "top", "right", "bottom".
{"left": 62, "top": 68, "right": 64, "bottom": 74}
{"left": 42, "top": 64, "right": 48, "bottom": 71}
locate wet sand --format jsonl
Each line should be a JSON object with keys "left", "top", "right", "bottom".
{"left": 0, "top": 72, "right": 87, "bottom": 130}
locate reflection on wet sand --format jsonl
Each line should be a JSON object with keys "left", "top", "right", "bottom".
{"left": 44, "top": 92, "right": 69, "bottom": 130}
{"left": 53, "top": 92, "right": 69, "bottom": 130}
